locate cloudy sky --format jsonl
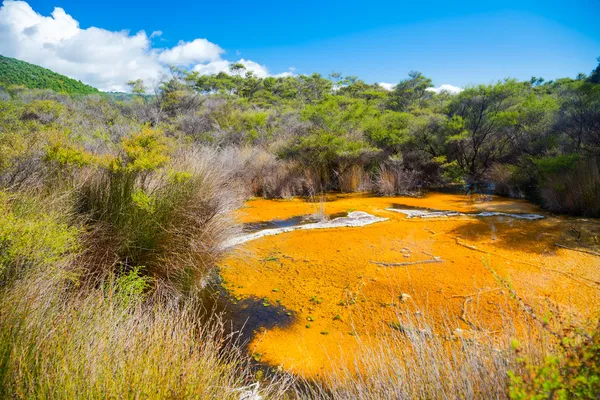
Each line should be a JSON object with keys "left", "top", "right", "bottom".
{"left": 1, "top": 0, "right": 599, "bottom": 92}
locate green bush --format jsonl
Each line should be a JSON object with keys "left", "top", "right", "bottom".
{"left": 536, "top": 157, "right": 600, "bottom": 216}
{"left": 534, "top": 154, "right": 580, "bottom": 175}
{"left": 509, "top": 323, "right": 600, "bottom": 399}
{"left": 77, "top": 128, "right": 237, "bottom": 292}
{"left": 0, "top": 191, "right": 79, "bottom": 282}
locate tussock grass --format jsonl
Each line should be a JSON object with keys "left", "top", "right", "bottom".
{"left": 75, "top": 137, "right": 242, "bottom": 293}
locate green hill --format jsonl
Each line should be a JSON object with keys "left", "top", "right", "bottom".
{"left": 0, "top": 55, "right": 99, "bottom": 95}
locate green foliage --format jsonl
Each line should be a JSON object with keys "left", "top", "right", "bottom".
{"left": 387, "top": 71, "right": 433, "bottom": 111}
{"left": 110, "top": 266, "right": 153, "bottom": 306}
{"left": 74, "top": 127, "right": 233, "bottom": 291}
{"left": 534, "top": 154, "right": 580, "bottom": 175}
{"left": 0, "top": 55, "right": 99, "bottom": 95}
{"left": 364, "top": 111, "right": 413, "bottom": 151}
{"left": 22, "top": 99, "right": 66, "bottom": 123}
{"left": 0, "top": 192, "right": 79, "bottom": 281}
{"left": 44, "top": 131, "right": 95, "bottom": 167}
{"left": 509, "top": 324, "right": 600, "bottom": 399}
{"left": 119, "top": 126, "right": 173, "bottom": 172}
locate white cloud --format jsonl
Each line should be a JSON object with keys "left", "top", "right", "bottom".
{"left": 192, "top": 59, "right": 294, "bottom": 79}
{"left": 274, "top": 71, "right": 294, "bottom": 78}
{"left": 237, "top": 59, "right": 269, "bottom": 78}
{"left": 378, "top": 82, "right": 395, "bottom": 91}
{"left": 427, "top": 84, "right": 463, "bottom": 94}
{"left": 192, "top": 60, "right": 231, "bottom": 76}
{"left": 0, "top": 0, "right": 163, "bottom": 91}
{"left": 158, "top": 38, "right": 223, "bottom": 65}
{"left": 0, "top": 0, "right": 292, "bottom": 92}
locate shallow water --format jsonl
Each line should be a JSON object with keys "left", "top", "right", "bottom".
{"left": 219, "top": 192, "right": 600, "bottom": 377}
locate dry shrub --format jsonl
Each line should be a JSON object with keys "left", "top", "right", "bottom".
{"left": 339, "top": 164, "right": 364, "bottom": 192}
{"left": 539, "top": 157, "right": 600, "bottom": 217}
{"left": 217, "top": 146, "right": 309, "bottom": 198}
{"left": 375, "top": 163, "right": 421, "bottom": 196}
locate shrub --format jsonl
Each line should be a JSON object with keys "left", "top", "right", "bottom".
{"left": 217, "top": 146, "right": 308, "bottom": 198}
{"left": 21, "top": 99, "right": 65, "bottom": 124}
{"left": 537, "top": 157, "right": 600, "bottom": 217}
{"left": 509, "top": 322, "right": 600, "bottom": 399}
{"left": 375, "top": 156, "right": 421, "bottom": 196}
{"left": 76, "top": 128, "right": 240, "bottom": 293}
{"left": 0, "top": 191, "right": 79, "bottom": 283}
{"left": 339, "top": 164, "right": 365, "bottom": 192}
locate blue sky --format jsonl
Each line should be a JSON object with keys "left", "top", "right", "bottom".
{"left": 3, "top": 0, "right": 600, "bottom": 90}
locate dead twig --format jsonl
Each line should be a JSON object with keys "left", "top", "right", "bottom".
{"left": 455, "top": 238, "right": 480, "bottom": 251}
{"left": 370, "top": 259, "right": 443, "bottom": 267}
{"left": 460, "top": 298, "right": 478, "bottom": 330}
{"left": 450, "top": 287, "right": 502, "bottom": 299}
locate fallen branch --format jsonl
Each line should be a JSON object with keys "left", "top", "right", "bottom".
{"left": 455, "top": 238, "right": 480, "bottom": 251}
{"left": 555, "top": 243, "right": 600, "bottom": 257}
{"left": 370, "top": 259, "right": 443, "bottom": 267}
{"left": 450, "top": 287, "right": 502, "bottom": 299}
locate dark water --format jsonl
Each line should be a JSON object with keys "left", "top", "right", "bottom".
{"left": 243, "top": 212, "right": 349, "bottom": 233}
{"left": 199, "top": 281, "right": 296, "bottom": 348}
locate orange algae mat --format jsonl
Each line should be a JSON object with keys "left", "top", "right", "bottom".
{"left": 219, "top": 192, "right": 600, "bottom": 377}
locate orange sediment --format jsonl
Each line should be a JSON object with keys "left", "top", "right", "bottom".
{"left": 219, "top": 192, "right": 600, "bottom": 377}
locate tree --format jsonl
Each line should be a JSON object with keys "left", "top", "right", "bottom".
{"left": 387, "top": 71, "right": 433, "bottom": 112}
{"left": 445, "top": 80, "right": 522, "bottom": 181}
{"left": 587, "top": 56, "right": 600, "bottom": 84}
{"left": 229, "top": 62, "right": 246, "bottom": 77}
{"left": 554, "top": 81, "right": 600, "bottom": 154}
{"left": 127, "top": 79, "right": 147, "bottom": 96}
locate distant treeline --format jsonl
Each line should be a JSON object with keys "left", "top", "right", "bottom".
{"left": 1, "top": 57, "right": 599, "bottom": 215}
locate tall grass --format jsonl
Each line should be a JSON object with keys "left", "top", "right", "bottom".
{"left": 0, "top": 267, "right": 295, "bottom": 399}
{"left": 294, "top": 309, "right": 558, "bottom": 399}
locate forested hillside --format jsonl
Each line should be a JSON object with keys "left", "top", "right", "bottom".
{"left": 0, "top": 55, "right": 99, "bottom": 95}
